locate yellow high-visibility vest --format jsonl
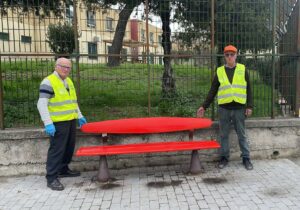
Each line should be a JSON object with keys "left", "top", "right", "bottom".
{"left": 217, "top": 63, "right": 247, "bottom": 105}
{"left": 47, "top": 73, "right": 78, "bottom": 122}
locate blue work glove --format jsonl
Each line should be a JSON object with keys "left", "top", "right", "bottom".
{"left": 45, "top": 124, "right": 56, "bottom": 136}
{"left": 78, "top": 117, "right": 87, "bottom": 128}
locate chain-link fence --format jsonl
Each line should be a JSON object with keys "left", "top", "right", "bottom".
{"left": 0, "top": 0, "right": 299, "bottom": 128}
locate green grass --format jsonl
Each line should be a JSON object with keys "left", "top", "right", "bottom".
{"left": 1, "top": 60, "right": 276, "bottom": 127}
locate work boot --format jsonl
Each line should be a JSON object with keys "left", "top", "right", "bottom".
{"left": 243, "top": 158, "right": 253, "bottom": 170}
{"left": 58, "top": 169, "right": 81, "bottom": 178}
{"left": 47, "top": 179, "right": 64, "bottom": 191}
{"left": 217, "top": 157, "right": 229, "bottom": 169}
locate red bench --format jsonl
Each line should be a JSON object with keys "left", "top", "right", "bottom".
{"left": 76, "top": 117, "right": 220, "bottom": 182}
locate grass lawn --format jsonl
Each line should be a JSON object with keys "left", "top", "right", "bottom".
{"left": 1, "top": 59, "right": 277, "bottom": 127}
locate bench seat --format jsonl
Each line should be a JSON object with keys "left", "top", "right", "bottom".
{"left": 76, "top": 140, "right": 220, "bottom": 156}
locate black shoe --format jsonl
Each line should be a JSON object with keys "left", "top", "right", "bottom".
{"left": 217, "top": 157, "right": 229, "bottom": 169}
{"left": 47, "top": 179, "right": 64, "bottom": 191}
{"left": 243, "top": 158, "right": 253, "bottom": 170}
{"left": 58, "top": 169, "right": 81, "bottom": 178}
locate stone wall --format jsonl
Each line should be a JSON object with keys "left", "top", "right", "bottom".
{"left": 0, "top": 119, "right": 300, "bottom": 176}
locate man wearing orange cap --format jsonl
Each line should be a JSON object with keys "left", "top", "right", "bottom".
{"left": 197, "top": 45, "right": 253, "bottom": 170}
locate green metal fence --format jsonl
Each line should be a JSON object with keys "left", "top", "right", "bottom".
{"left": 0, "top": 0, "right": 299, "bottom": 128}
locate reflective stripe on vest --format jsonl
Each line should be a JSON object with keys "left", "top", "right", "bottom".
{"left": 47, "top": 74, "right": 79, "bottom": 122}
{"left": 217, "top": 63, "right": 247, "bottom": 105}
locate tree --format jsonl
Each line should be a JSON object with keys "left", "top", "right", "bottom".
{"left": 46, "top": 22, "right": 75, "bottom": 56}
{"left": 84, "top": 0, "right": 142, "bottom": 67}
{"left": 147, "top": 0, "right": 177, "bottom": 97}
{"left": 174, "top": 0, "right": 273, "bottom": 65}
{"left": 0, "top": 0, "right": 63, "bottom": 17}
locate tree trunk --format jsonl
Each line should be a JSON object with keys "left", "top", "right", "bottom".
{"left": 160, "top": 8, "right": 176, "bottom": 97}
{"left": 107, "top": 3, "right": 134, "bottom": 67}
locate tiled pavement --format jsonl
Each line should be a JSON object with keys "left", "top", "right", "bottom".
{"left": 1, "top": 158, "right": 300, "bottom": 210}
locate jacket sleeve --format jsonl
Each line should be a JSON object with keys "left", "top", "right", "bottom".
{"left": 245, "top": 69, "right": 253, "bottom": 109}
{"left": 202, "top": 74, "right": 220, "bottom": 109}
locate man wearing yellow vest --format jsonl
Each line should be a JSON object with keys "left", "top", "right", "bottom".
{"left": 197, "top": 45, "right": 253, "bottom": 170}
{"left": 37, "top": 58, "right": 87, "bottom": 190}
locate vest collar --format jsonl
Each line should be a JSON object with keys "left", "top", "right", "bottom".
{"left": 53, "top": 71, "right": 67, "bottom": 86}
{"left": 225, "top": 63, "right": 236, "bottom": 68}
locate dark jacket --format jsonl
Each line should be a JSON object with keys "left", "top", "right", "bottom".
{"left": 202, "top": 65, "right": 253, "bottom": 110}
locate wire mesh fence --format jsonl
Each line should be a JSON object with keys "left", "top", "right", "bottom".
{"left": 0, "top": 0, "right": 299, "bottom": 128}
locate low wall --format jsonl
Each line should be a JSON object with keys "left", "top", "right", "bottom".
{"left": 1, "top": 118, "right": 300, "bottom": 176}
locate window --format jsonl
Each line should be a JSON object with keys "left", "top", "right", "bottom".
{"left": 21, "top": 35, "right": 32, "bottom": 44}
{"left": 87, "top": 11, "right": 96, "bottom": 28}
{"left": 149, "top": 53, "right": 154, "bottom": 64}
{"left": 158, "top": 35, "right": 162, "bottom": 45}
{"left": 66, "top": 4, "right": 74, "bottom": 23}
{"left": 88, "top": 42, "right": 97, "bottom": 59}
{"left": 150, "top": 32, "right": 154, "bottom": 44}
{"left": 141, "top": 29, "right": 145, "bottom": 42}
{"left": 0, "top": 32, "right": 9, "bottom": 41}
{"left": 107, "top": 45, "right": 112, "bottom": 54}
{"left": 106, "top": 17, "right": 113, "bottom": 31}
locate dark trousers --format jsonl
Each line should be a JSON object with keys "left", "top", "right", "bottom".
{"left": 46, "top": 119, "right": 76, "bottom": 183}
{"left": 218, "top": 106, "right": 250, "bottom": 159}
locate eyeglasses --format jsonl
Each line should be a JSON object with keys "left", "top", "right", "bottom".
{"left": 57, "top": 64, "right": 71, "bottom": 71}
{"left": 225, "top": 53, "right": 236, "bottom": 57}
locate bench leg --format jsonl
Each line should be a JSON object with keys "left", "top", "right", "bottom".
{"left": 97, "top": 155, "right": 111, "bottom": 182}
{"left": 189, "top": 150, "right": 204, "bottom": 174}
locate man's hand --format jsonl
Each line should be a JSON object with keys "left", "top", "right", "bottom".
{"left": 45, "top": 124, "right": 56, "bottom": 136}
{"left": 245, "top": 108, "right": 252, "bottom": 117}
{"left": 78, "top": 117, "right": 87, "bottom": 128}
{"left": 197, "top": 107, "right": 205, "bottom": 118}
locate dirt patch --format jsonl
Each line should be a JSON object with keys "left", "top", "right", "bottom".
{"left": 73, "top": 182, "right": 84, "bottom": 188}
{"left": 202, "top": 177, "right": 227, "bottom": 184}
{"left": 91, "top": 176, "right": 119, "bottom": 183}
{"left": 84, "top": 187, "right": 97, "bottom": 192}
{"left": 147, "top": 180, "right": 183, "bottom": 188}
{"left": 100, "top": 183, "right": 122, "bottom": 190}
{"left": 90, "top": 176, "right": 123, "bottom": 190}
{"left": 264, "top": 188, "right": 289, "bottom": 197}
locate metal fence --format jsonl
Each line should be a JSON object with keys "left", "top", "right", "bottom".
{"left": 0, "top": 0, "right": 299, "bottom": 128}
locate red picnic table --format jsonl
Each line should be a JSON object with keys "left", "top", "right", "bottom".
{"left": 76, "top": 117, "right": 220, "bottom": 182}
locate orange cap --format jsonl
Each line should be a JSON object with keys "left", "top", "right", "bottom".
{"left": 224, "top": 45, "right": 237, "bottom": 53}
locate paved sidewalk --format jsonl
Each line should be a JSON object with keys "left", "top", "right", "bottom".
{"left": 1, "top": 159, "right": 300, "bottom": 210}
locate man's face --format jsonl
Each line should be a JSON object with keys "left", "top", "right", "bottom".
{"left": 55, "top": 59, "right": 72, "bottom": 79}
{"left": 224, "top": 51, "right": 237, "bottom": 64}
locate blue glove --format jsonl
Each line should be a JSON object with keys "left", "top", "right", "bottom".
{"left": 45, "top": 124, "right": 56, "bottom": 136}
{"left": 78, "top": 117, "right": 87, "bottom": 128}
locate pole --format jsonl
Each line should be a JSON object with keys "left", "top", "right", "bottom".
{"left": 271, "top": 0, "right": 276, "bottom": 118}
{"left": 0, "top": 56, "right": 4, "bottom": 130}
{"left": 210, "top": 0, "right": 215, "bottom": 120}
{"left": 145, "top": 0, "right": 151, "bottom": 115}
{"left": 73, "top": 0, "right": 81, "bottom": 102}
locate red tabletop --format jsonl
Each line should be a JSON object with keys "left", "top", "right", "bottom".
{"left": 81, "top": 117, "right": 212, "bottom": 134}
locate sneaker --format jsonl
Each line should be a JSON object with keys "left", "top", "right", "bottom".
{"left": 217, "top": 157, "right": 229, "bottom": 169}
{"left": 47, "top": 179, "right": 64, "bottom": 191}
{"left": 243, "top": 158, "right": 253, "bottom": 170}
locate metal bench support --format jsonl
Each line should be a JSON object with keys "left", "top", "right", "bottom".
{"left": 96, "top": 133, "right": 111, "bottom": 182}
{"left": 97, "top": 155, "right": 111, "bottom": 182}
{"left": 188, "top": 130, "right": 204, "bottom": 174}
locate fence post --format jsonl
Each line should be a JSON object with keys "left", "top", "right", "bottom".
{"left": 295, "top": 1, "right": 300, "bottom": 117}
{"left": 210, "top": 0, "right": 215, "bottom": 120}
{"left": 73, "top": 0, "right": 81, "bottom": 102}
{"left": 271, "top": 0, "right": 276, "bottom": 119}
{"left": 0, "top": 56, "right": 4, "bottom": 130}
{"left": 145, "top": 0, "right": 151, "bottom": 115}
